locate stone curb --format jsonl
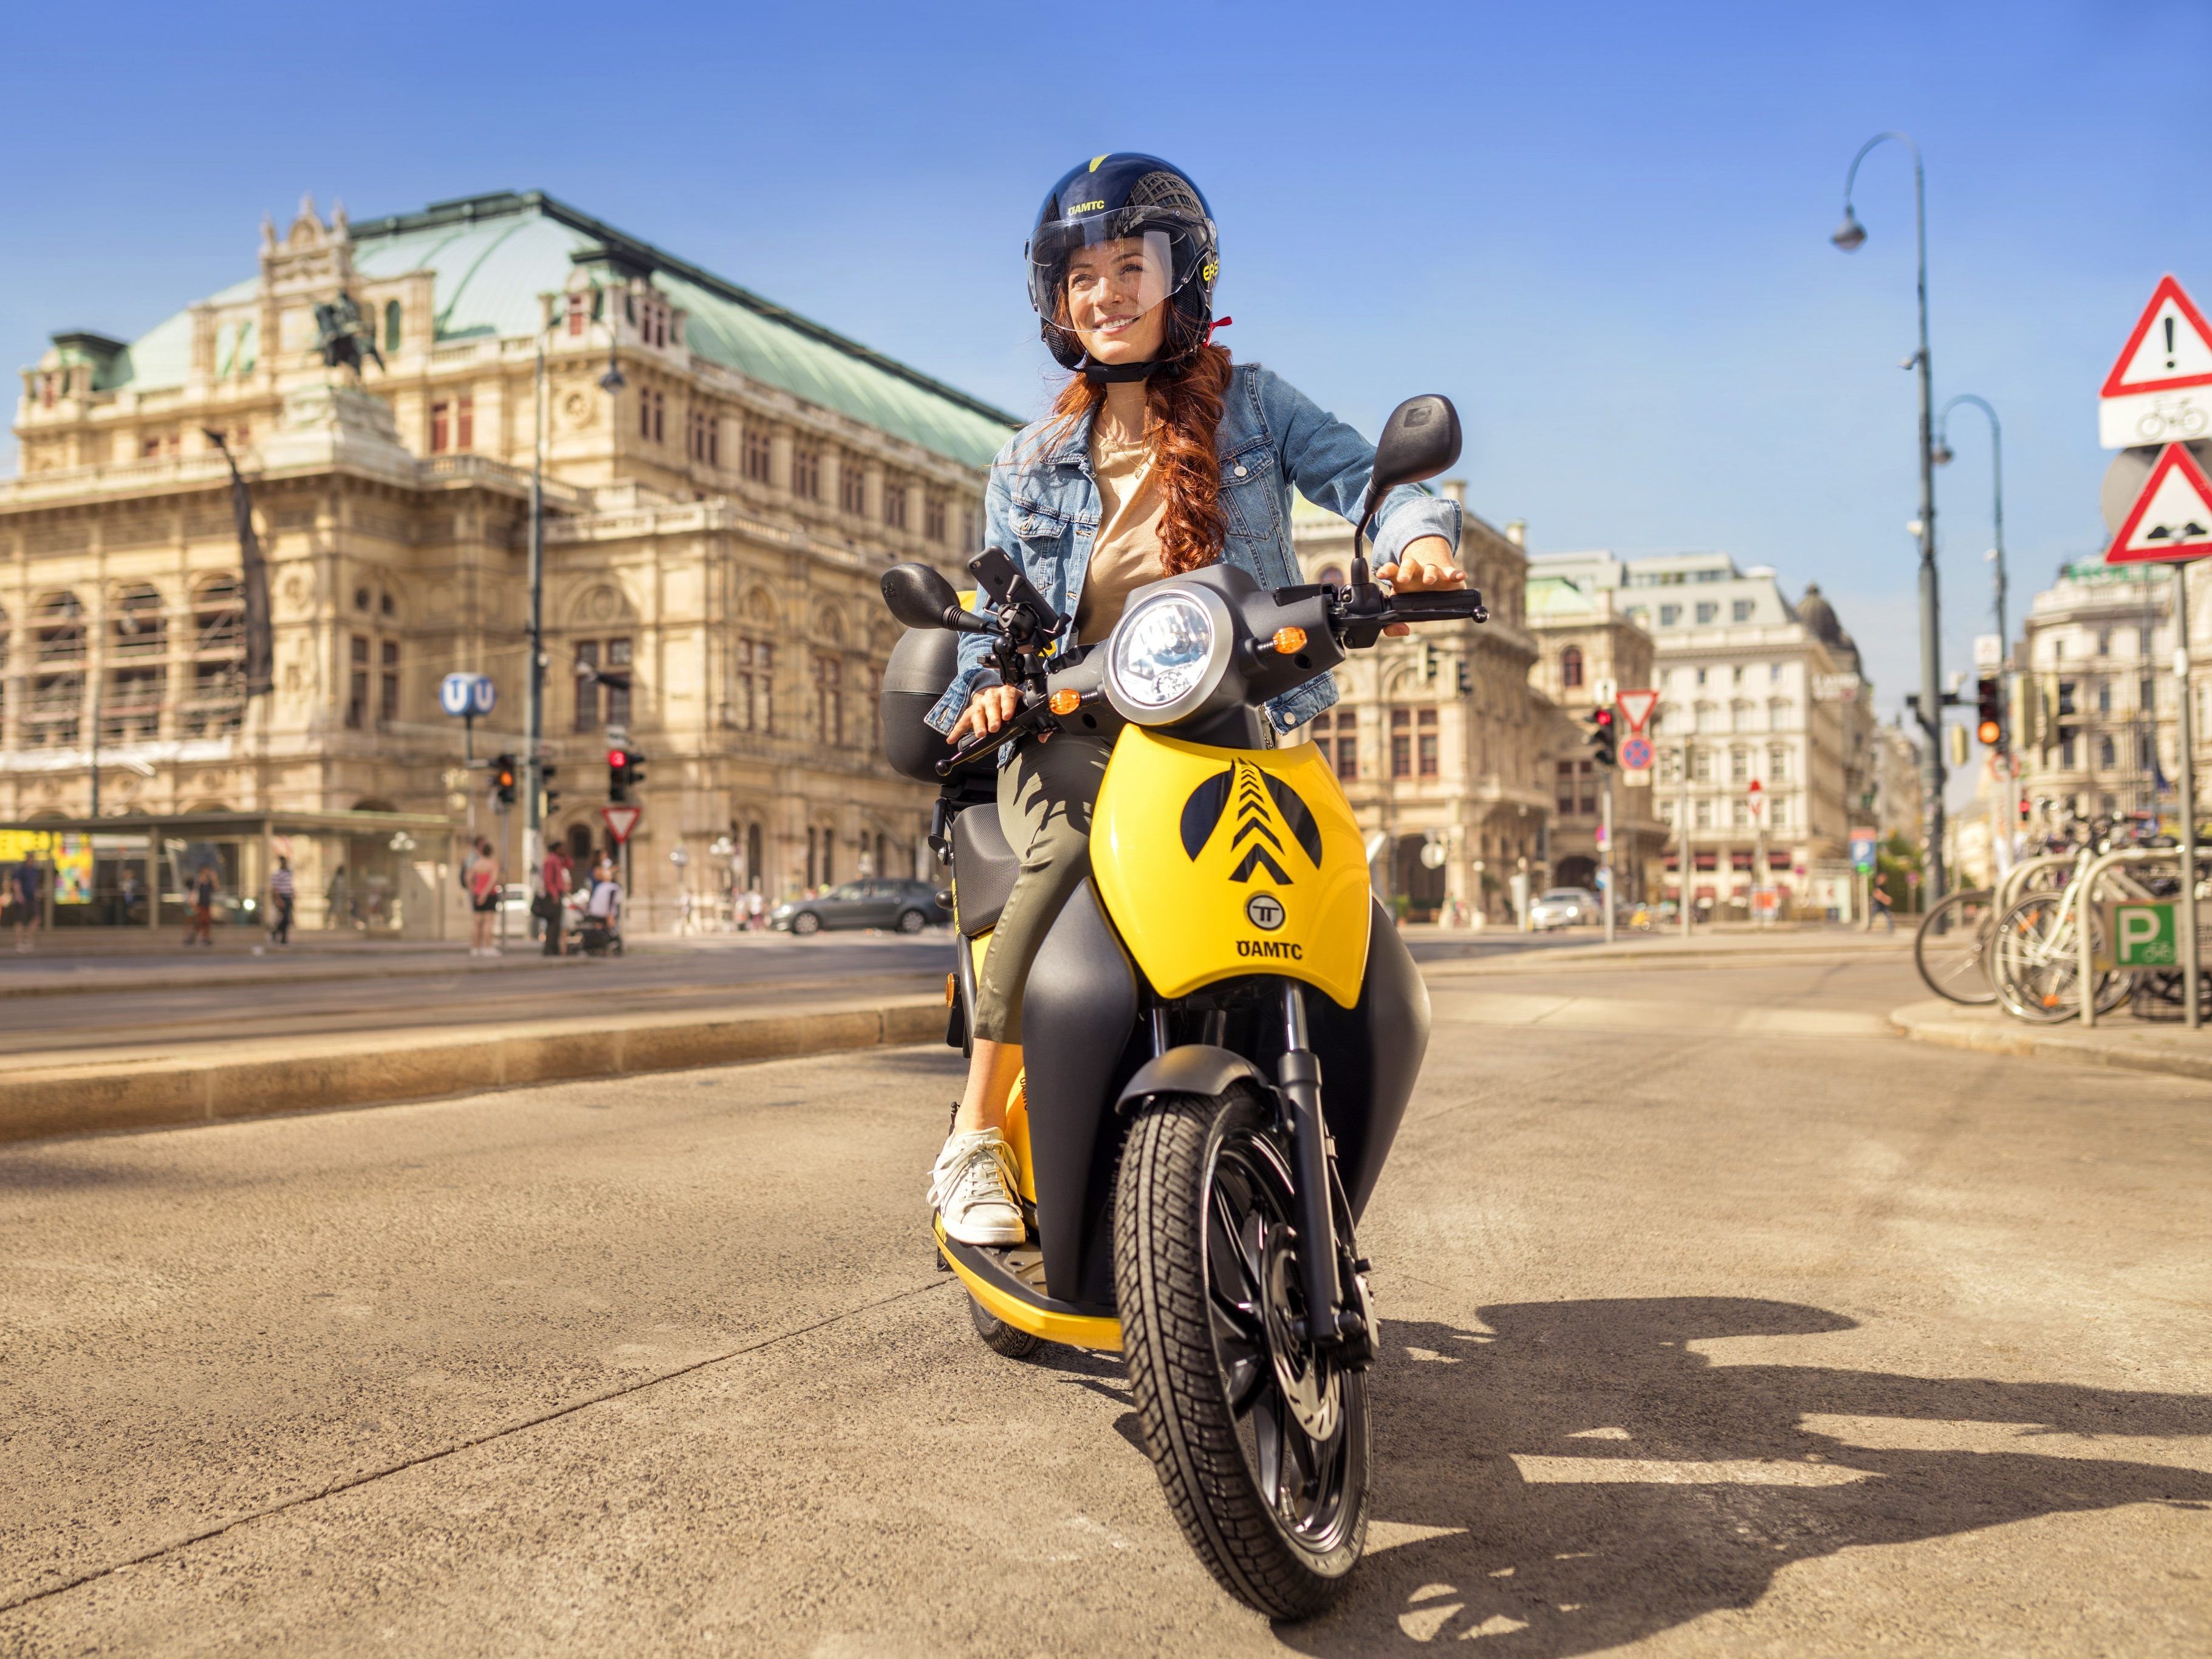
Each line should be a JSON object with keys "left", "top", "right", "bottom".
{"left": 0, "top": 996, "right": 948, "bottom": 1145}
{"left": 1888, "top": 998, "right": 2212, "bottom": 1084}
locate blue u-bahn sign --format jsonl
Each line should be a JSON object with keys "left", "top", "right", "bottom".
{"left": 439, "top": 672, "right": 497, "bottom": 718}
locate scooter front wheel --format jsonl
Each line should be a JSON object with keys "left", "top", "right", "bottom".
{"left": 1114, "top": 1092, "right": 1369, "bottom": 1620}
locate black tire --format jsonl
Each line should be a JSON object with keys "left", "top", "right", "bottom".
{"left": 896, "top": 908, "right": 928, "bottom": 934}
{"left": 967, "top": 1293, "right": 1043, "bottom": 1359}
{"left": 791, "top": 910, "right": 821, "bottom": 937}
{"left": 1914, "top": 888, "right": 1996, "bottom": 1005}
{"left": 1115, "top": 1092, "right": 1368, "bottom": 1621}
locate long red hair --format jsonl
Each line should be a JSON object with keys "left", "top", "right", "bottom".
{"left": 1043, "top": 337, "right": 1233, "bottom": 576}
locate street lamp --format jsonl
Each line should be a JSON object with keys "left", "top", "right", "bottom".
{"left": 1831, "top": 129, "right": 1947, "bottom": 900}
{"left": 1934, "top": 392, "right": 2010, "bottom": 755}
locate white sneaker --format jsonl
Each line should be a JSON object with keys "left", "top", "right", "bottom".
{"left": 929, "top": 1129, "right": 1025, "bottom": 1246}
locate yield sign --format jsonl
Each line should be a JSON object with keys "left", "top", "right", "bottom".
{"left": 2101, "top": 276, "right": 2212, "bottom": 399}
{"left": 2098, "top": 275, "right": 2212, "bottom": 448}
{"left": 2106, "top": 444, "right": 2212, "bottom": 564}
{"left": 600, "top": 804, "right": 643, "bottom": 844}
{"left": 1617, "top": 689, "right": 1660, "bottom": 733}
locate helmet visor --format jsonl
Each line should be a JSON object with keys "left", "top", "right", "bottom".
{"left": 1028, "top": 219, "right": 1201, "bottom": 332}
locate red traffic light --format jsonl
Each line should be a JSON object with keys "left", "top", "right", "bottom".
{"left": 1589, "top": 707, "right": 1615, "bottom": 726}
{"left": 606, "top": 748, "right": 629, "bottom": 768}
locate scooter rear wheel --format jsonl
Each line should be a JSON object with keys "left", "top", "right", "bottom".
{"left": 967, "top": 1292, "right": 1043, "bottom": 1359}
{"left": 1115, "top": 1091, "right": 1369, "bottom": 1620}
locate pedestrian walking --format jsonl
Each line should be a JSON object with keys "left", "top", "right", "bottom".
{"left": 538, "top": 843, "right": 572, "bottom": 958}
{"left": 268, "top": 856, "right": 296, "bottom": 946}
{"left": 326, "top": 864, "right": 353, "bottom": 931}
{"left": 467, "top": 836, "right": 504, "bottom": 957}
{"left": 187, "top": 863, "right": 219, "bottom": 947}
{"left": 10, "top": 857, "right": 43, "bottom": 954}
{"left": 1869, "top": 882, "right": 1895, "bottom": 936}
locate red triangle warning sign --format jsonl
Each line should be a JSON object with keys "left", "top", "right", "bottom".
{"left": 2101, "top": 275, "right": 2212, "bottom": 398}
{"left": 2106, "top": 443, "right": 2212, "bottom": 564}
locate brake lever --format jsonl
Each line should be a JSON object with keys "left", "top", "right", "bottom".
{"left": 934, "top": 694, "right": 1056, "bottom": 778}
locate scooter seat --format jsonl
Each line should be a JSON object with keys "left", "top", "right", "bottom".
{"left": 951, "top": 806, "right": 1020, "bottom": 937}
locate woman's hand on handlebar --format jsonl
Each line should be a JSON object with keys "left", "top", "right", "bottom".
{"left": 1376, "top": 535, "right": 1466, "bottom": 637}
{"left": 948, "top": 684, "right": 1021, "bottom": 745}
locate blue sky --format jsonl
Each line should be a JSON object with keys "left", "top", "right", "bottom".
{"left": 5, "top": 0, "right": 2208, "bottom": 750}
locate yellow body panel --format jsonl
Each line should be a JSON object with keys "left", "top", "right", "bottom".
{"left": 1092, "top": 728, "right": 1371, "bottom": 1008}
{"left": 934, "top": 1220, "right": 1123, "bottom": 1350}
{"left": 1002, "top": 1069, "right": 1036, "bottom": 1202}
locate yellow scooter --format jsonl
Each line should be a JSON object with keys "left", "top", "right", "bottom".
{"left": 878, "top": 395, "right": 1481, "bottom": 1617}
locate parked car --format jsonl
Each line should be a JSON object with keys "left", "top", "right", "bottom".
{"left": 1529, "top": 886, "right": 1601, "bottom": 931}
{"left": 770, "top": 879, "right": 950, "bottom": 936}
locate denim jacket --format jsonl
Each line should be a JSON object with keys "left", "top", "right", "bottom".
{"left": 923, "top": 362, "right": 1462, "bottom": 739}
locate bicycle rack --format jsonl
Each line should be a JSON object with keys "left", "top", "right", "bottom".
{"left": 1994, "top": 852, "right": 2077, "bottom": 918}
{"left": 2074, "top": 848, "right": 2189, "bottom": 1028}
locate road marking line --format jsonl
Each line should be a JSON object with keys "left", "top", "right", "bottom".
{"left": 1510, "top": 1454, "right": 1877, "bottom": 1486}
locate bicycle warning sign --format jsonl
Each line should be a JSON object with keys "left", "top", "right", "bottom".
{"left": 2099, "top": 275, "right": 2212, "bottom": 450}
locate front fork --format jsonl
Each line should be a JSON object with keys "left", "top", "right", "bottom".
{"left": 1276, "top": 980, "right": 1375, "bottom": 1367}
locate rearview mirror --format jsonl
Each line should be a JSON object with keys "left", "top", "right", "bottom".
{"left": 882, "top": 563, "right": 962, "bottom": 630}
{"left": 1366, "top": 394, "right": 1462, "bottom": 507}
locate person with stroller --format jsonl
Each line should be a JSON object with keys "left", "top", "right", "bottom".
{"left": 581, "top": 856, "right": 623, "bottom": 957}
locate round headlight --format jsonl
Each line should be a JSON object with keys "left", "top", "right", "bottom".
{"left": 1104, "top": 587, "right": 1231, "bottom": 724}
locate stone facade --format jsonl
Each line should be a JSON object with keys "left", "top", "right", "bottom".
{"left": 1524, "top": 558, "right": 1667, "bottom": 901}
{"left": 5, "top": 192, "right": 1012, "bottom": 928}
{"left": 1528, "top": 551, "right": 1875, "bottom": 917}
{"left": 1290, "top": 486, "right": 1552, "bottom": 924}
{"left": 2015, "top": 558, "right": 2195, "bottom": 825}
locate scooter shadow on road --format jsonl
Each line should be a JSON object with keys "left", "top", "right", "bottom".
{"left": 1276, "top": 1298, "right": 2212, "bottom": 1655}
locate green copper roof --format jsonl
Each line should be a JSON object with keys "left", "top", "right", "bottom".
{"left": 94, "top": 191, "right": 1018, "bottom": 468}
{"left": 1525, "top": 574, "right": 1601, "bottom": 618}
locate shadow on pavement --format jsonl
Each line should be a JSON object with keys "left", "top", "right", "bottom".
{"left": 1278, "top": 1298, "right": 2212, "bottom": 1654}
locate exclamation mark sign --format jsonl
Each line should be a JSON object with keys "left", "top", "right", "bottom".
{"left": 2166, "top": 315, "right": 2177, "bottom": 369}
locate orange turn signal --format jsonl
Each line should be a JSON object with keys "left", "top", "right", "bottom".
{"left": 945, "top": 971, "right": 957, "bottom": 1007}
{"left": 1048, "top": 689, "right": 1081, "bottom": 716}
{"left": 1271, "top": 626, "right": 1309, "bottom": 655}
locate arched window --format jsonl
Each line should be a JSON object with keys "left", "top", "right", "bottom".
{"left": 1316, "top": 565, "right": 1347, "bottom": 589}
{"left": 1560, "top": 645, "right": 1584, "bottom": 689}
{"left": 383, "top": 300, "right": 402, "bottom": 355}
{"left": 35, "top": 592, "right": 84, "bottom": 662}
{"left": 112, "top": 584, "right": 166, "bottom": 656}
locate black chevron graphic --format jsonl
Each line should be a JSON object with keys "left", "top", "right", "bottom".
{"left": 1230, "top": 843, "right": 1293, "bottom": 884}
{"left": 1232, "top": 816, "right": 1284, "bottom": 850}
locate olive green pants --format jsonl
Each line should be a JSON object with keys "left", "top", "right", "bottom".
{"left": 972, "top": 734, "right": 1113, "bottom": 1045}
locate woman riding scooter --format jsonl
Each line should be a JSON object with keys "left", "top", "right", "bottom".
{"left": 925, "top": 154, "right": 1468, "bottom": 1245}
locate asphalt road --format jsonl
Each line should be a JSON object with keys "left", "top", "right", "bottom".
{"left": 0, "top": 929, "right": 1594, "bottom": 1058}
{"left": 0, "top": 936, "right": 956, "bottom": 1056}
{"left": 3, "top": 951, "right": 2207, "bottom": 1655}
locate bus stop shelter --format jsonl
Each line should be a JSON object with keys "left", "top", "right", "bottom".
{"left": 0, "top": 809, "right": 462, "bottom": 940}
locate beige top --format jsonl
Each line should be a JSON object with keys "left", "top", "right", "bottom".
{"left": 1074, "top": 423, "right": 1169, "bottom": 644}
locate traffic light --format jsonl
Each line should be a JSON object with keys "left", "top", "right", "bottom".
{"left": 607, "top": 748, "right": 646, "bottom": 801}
{"left": 1584, "top": 705, "right": 1617, "bottom": 767}
{"left": 542, "top": 763, "right": 561, "bottom": 818}
{"left": 491, "top": 753, "right": 518, "bottom": 808}
{"left": 1975, "top": 676, "right": 2002, "bottom": 747}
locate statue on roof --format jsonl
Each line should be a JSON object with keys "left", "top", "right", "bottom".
{"left": 312, "top": 291, "right": 385, "bottom": 377}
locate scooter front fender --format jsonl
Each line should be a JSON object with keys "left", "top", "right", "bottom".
{"left": 1114, "top": 1044, "right": 1269, "bottom": 1112}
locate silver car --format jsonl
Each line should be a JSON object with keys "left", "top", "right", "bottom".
{"left": 1529, "top": 886, "right": 1601, "bottom": 930}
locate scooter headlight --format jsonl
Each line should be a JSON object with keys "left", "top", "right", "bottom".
{"left": 1104, "top": 584, "right": 1233, "bottom": 725}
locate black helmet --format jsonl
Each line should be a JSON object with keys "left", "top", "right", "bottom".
{"left": 1027, "top": 153, "right": 1219, "bottom": 379}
